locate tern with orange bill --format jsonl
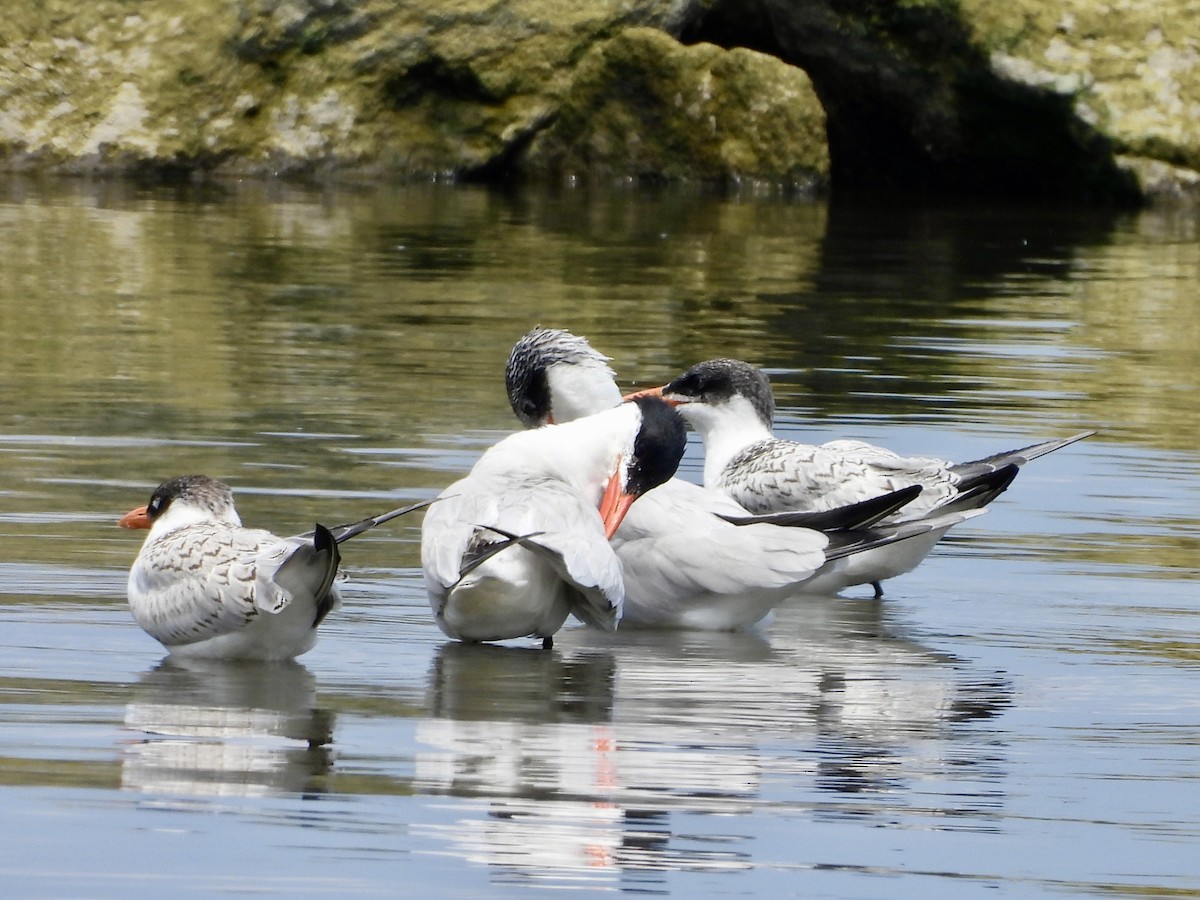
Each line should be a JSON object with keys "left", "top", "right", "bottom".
{"left": 420, "top": 395, "right": 686, "bottom": 647}
{"left": 627, "top": 358, "right": 1093, "bottom": 592}
{"left": 119, "top": 474, "right": 428, "bottom": 660}
{"left": 504, "top": 328, "right": 990, "bottom": 625}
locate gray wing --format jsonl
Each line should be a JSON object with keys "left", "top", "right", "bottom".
{"left": 420, "top": 477, "right": 496, "bottom": 604}
{"left": 949, "top": 431, "right": 1096, "bottom": 480}
{"left": 128, "top": 524, "right": 340, "bottom": 648}
{"left": 721, "top": 438, "right": 958, "bottom": 519}
{"left": 128, "top": 525, "right": 274, "bottom": 647}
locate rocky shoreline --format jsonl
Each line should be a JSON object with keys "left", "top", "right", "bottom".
{"left": 1, "top": 1, "right": 1194, "bottom": 204}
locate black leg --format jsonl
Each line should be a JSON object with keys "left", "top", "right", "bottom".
{"left": 872, "top": 581, "right": 884, "bottom": 599}
{"left": 542, "top": 635, "right": 554, "bottom": 650}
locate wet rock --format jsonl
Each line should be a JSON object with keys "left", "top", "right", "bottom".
{"left": 681, "top": 0, "right": 1142, "bottom": 203}
{"left": 0, "top": 1, "right": 696, "bottom": 179}
{"left": 959, "top": 0, "right": 1200, "bottom": 203}
{"left": 525, "top": 27, "right": 828, "bottom": 192}
{"left": 0, "top": 0, "right": 1196, "bottom": 201}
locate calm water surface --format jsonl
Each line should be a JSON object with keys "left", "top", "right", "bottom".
{"left": 0, "top": 179, "right": 1198, "bottom": 897}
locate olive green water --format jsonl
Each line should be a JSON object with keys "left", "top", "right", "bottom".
{"left": 0, "top": 179, "right": 1197, "bottom": 897}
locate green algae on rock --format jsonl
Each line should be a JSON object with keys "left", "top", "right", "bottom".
{"left": 524, "top": 28, "right": 828, "bottom": 192}
{"left": 0, "top": 0, "right": 1197, "bottom": 202}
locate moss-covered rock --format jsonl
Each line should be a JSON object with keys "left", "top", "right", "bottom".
{"left": 525, "top": 28, "right": 827, "bottom": 190}
{"left": 959, "top": 0, "right": 1200, "bottom": 201}
{"left": 0, "top": 1, "right": 632, "bottom": 176}
{"left": 0, "top": 0, "right": 1197, "bottom": 201}
{"left": 681, "top": 0, "right": 1143, "bottom": 203}
{"left": 0, "top": 0, "right": 824, "bottom": 185}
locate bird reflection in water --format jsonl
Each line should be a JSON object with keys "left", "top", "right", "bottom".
{"left": 412, "top": 597, "right": 1014, "bottom": 885}
{"left": 121, "top": 657, "right": 334, "bottom": 799}
{"left": 772, "top": 597, "right": 1013, "bottom": 822}
{"left": 415, "top": 643, "right": 648, "bottom": 881}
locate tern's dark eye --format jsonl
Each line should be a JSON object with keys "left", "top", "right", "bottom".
{"left": 673, "top": 372, "right": 705, "bottom": 397}
{"left": 147, "top": 494, "right": 167, "bottom": 519}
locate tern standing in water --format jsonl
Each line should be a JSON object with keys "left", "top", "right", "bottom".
{"left": 503, "top": 328, "right": 989, "bottom": 623}
{"left": 421, "top": 395, "right": 687, "bottom": 646}
{"left": 120, "top": 475, "right": 426, "bottom": 659}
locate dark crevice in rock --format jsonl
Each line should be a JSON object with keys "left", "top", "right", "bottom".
{"left": 384, "top": 56, "right": 499, "bottom": 109}
{"left": 678, "top": 0, "right": 1143, "bottom": 204}
{"left": 462, "top": 111, "right": 559, "bottom": 182}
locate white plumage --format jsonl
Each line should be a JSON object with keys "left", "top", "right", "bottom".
{"left": 120, "top": 475, "right": 424, "bottom": 660}
{"left": 503, "top": 328, "right": 984, "bottom": 625}
{"left": 649, "top": 357, "right": 1092, "bottom": 523}
{"left": 421, "top": 396, "right": 687, "bottom": 645}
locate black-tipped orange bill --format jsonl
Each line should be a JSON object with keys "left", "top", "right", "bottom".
{"left": 598, "top": 469, "right": 637, "bottom": 540}
{"left": 118, "top": 506, "right": 152, "bottom": 529}
{"left": 622, "top": 385, "right": 681, "bottom": 406}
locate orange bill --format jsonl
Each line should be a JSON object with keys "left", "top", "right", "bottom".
{"left": 622, "top": 385, "right": 679, "bottom": 405}
{"left": 598, "top": 468, "right": 637, "bottom": 540}
{"left": 118, "top": 506, "right": 152, "bottom": 529}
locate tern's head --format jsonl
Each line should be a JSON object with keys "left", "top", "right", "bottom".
{"left": 623, "top": 395, "right": 687, "bottom": 498}
{"left": 118, "top": 474, "right": 241, "bottom": 533}
{"left": 505, "top": 327, "right": 622, "bottom": 427}
{"left": 626, "top": 359, "right": 776, "bottom": 440}
{"left": 596, "top": 395, "right": 686, "bottom": 538}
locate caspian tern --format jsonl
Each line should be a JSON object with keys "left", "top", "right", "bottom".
{"left": 504, "top": 328, "right": 983, "bottom": 624}
{"left": 638, "top": 358, "right": 1093, "bottom": 524}
{"left": 420, "top": 395, "right": 687, "bottom": 647}
{"left": 119, "top": 475, "right": 427, "bottom": 660}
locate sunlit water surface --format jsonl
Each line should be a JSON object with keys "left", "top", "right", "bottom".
{"left": 0, "top": 179, "right": 1198, "bottom": 897}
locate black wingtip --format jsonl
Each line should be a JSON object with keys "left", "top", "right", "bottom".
{"left": 942, "top": 463, "right": 1019, "bottom": 512}
{"left": 719, "top": 483, "right": 923, "bottom": 531}
{"left": 951, "top": 431, "right": 1096, "bottom": 477}
{"left": 313, "top": 522, "right": 336, "bottom": 553}
{"left": 326, "top": 498, "right": 437, "bottom": 545}
{"left": 310, "top": 523, "right": 342, "bottom": 626}
{"left": 453, "top": 525, "right": 549, "bottom": 584}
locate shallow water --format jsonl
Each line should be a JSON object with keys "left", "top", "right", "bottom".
{"left": 0, "top": 179, "right": 1198, "bottom": 897}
